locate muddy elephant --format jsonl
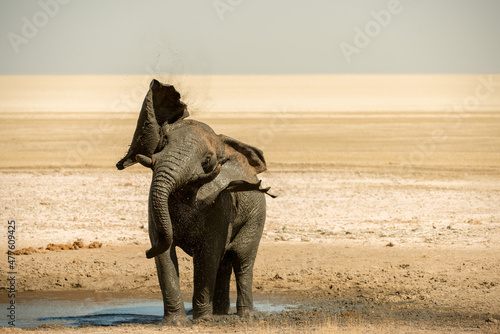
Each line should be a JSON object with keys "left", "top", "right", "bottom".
{"left": 117, "top": 80, "right": 272, "bottom": 324}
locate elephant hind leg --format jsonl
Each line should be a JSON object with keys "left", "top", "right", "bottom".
{"left": 213, "top": 252, "right": 233, "bottom": 315}
{"left": 230, "top": 194, "right": 266, "bottom": 317}
{"left": 232, "top": 257, "right": 256, "bottom": 317}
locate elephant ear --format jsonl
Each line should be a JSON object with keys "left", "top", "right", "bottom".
{"left": 149, "top": 79, "right": 189, "bottom": 125}
{"left": 116, "top": 80, "right": 188, "bottom": 170}
{"left": 196, "top": 135, "right": 274, "bottom": 206}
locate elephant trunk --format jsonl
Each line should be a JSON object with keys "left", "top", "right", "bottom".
{"left": 146, "top": 166, "right": 177, "bottom": 258}
{"left": 145, "top": 150, "right": 193, "bottom": 259}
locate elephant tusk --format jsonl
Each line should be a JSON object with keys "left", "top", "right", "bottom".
{"left": 136, "top": 154, "right": 154, "bottom": 169}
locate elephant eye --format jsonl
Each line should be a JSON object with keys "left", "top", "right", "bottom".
{"left": 202, "top": 156, "right": 211, "bottom": 166}
{"left": 202, "top": 155, "right": 214, "bottom": 172}
{"left": 156, "top": 132, "right": 168, "bottom": 152}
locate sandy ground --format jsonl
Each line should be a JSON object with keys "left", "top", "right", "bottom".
{"left": 1, "top": 111, "right": 500, "bottom": 332}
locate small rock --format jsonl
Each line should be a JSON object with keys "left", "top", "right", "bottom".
{"left": 276, "top": 235, "right": 289, "bottom": 241}
{"left": 271, "top": 274, "right": 284, "bottom": 280}
{"left": 73, "top": 241, "right": 84, "bottom": 249}
{"left": 88, "top": 241, "right": 102, "bottom": 248}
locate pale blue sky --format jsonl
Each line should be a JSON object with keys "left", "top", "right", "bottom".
{"left": 1, "top": 0, "right": 499, "bottom": 74}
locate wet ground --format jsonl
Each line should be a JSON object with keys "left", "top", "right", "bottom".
{"left": 0, "top": 291, "right": 302, "bottom": 328}
{"left": 2, "top": 290, "right": 499, "bottom": 333}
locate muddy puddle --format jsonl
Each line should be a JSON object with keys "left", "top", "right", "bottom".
{"left": 0, "top": 291, "right": 304, "bottom": 328}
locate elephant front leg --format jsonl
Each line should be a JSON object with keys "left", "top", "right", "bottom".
{"left": 192, "top": 248, "right": 224, "bottom": 320}
{"left": 192, "top": 194, "right": 232, "bottom": 320}
{"left": 155, "top": 246, "right": 188, "bottom": 325}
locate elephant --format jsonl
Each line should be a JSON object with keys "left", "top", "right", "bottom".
{"left": 116, "top": 79, "right": 273, "bottom": 324}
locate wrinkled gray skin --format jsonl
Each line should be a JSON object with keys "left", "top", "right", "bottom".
{"left": 117, "top": 80, "right": 270, "bottom": 324}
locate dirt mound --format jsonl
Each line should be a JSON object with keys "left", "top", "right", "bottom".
{"left": 9, "top": 241, "right": 102, "bottom": 255}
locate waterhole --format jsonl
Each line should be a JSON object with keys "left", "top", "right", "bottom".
{"left": 0, "top": 291, "right": 302, "bottom": 328}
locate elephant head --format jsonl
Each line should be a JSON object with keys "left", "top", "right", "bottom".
{"left": 117, "top": 80, "right": 271, "bottom": 259}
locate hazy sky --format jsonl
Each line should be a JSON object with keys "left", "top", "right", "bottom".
{"left": 1, "top": 0, "right": 499, "bottom": 75}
